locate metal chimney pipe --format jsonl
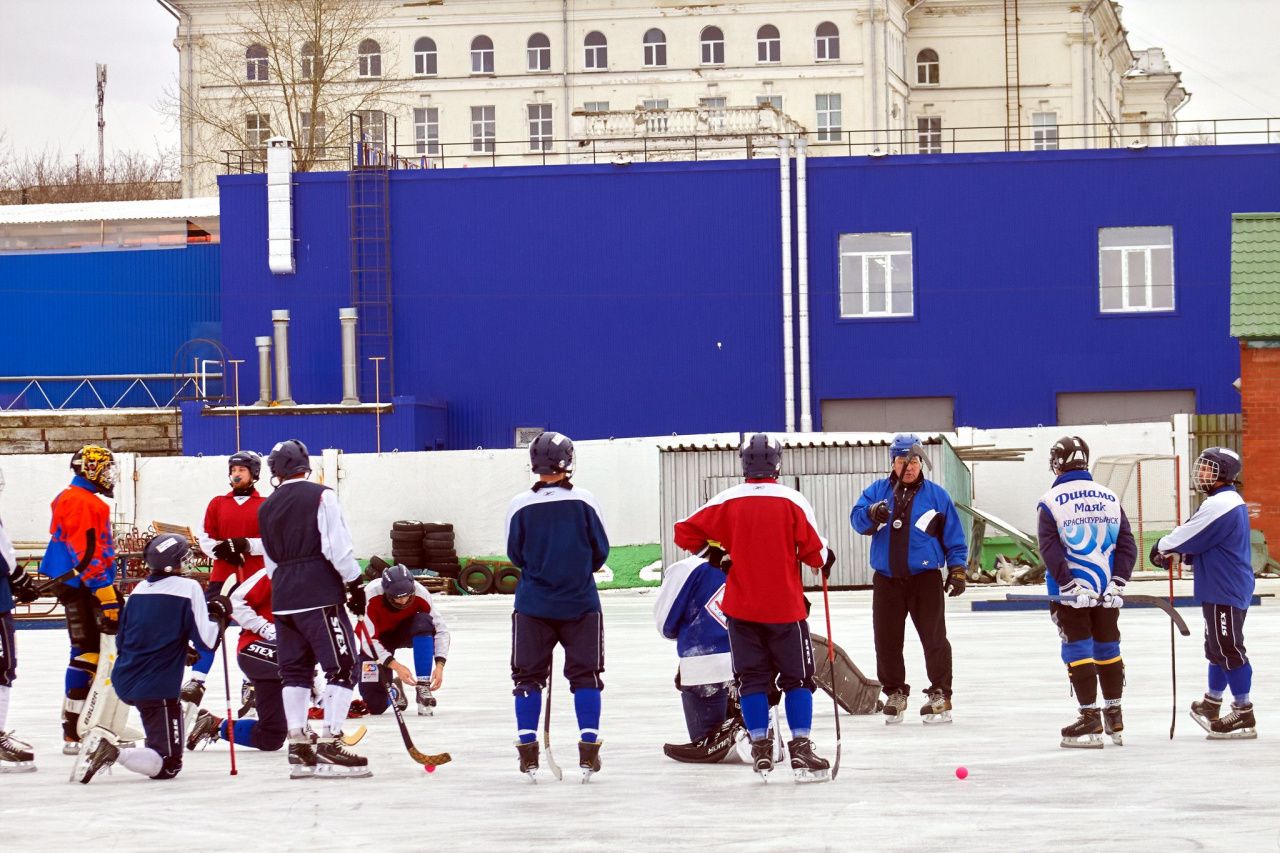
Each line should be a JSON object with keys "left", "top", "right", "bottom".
{"left": 339, "top": 307, "right": 360, "bottom": 404}
{"left": 254, "top": 336, "right": 272, "bottom": 406}
{"left": 271, "top": 309, "right": 296, "bottom": 405}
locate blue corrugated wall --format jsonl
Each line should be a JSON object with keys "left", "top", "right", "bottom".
{"left": 0, "top": 245, "right": 221, "bottom": 377}
{"left": 208, "top": 145, "right": 1276, "bottom": 451}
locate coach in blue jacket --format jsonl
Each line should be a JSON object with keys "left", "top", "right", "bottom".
{"left": 851, "top": 435, "right": 968, "bottom": 725}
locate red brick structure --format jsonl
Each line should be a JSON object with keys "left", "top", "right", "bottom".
{"left": 1240, "top": 345, "right": 1280, "bottom": 552}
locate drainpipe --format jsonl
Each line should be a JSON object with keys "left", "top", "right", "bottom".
{"left": 796, "top": 138, "right": 813, "bottom": 433}
{"left": 339, "top": 308, "right": 360, "bottom": 405}
{"left": 779, "top": 136, "right": 795, "bottom": 433}
{"left": 272, "top": 309, "right": 296, "bottom": 406}
{"left": 254, "top": 336, "right": 272, "bottom": 406}
{"left": 562, "top": 0, "right": 572, "bottom": 157}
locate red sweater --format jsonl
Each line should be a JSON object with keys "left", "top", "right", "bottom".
{"left": 228, "top": 568, "right": 275, "bottom": 653}
{"left": 200, "top": 490, "right": 265, "bottom": 584}
{"left": 673, "top": 479, "right": 828, "bottom": 623}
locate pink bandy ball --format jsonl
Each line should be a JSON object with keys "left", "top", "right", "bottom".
{"left": 955, "top": 766, "right": 969, "bottom": 780}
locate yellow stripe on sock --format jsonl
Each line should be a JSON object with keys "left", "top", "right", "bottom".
{"left": 1068, "top": 658, "right": 1097, "bottom": 668}
{"left": 1095, "top": 656, "right": 1123, "bottom": 666}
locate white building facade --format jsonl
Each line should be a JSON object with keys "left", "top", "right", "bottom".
{"left": 164, "top": 0, "right": 1188, "bottom": 196}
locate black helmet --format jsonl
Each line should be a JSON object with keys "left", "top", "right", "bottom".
{"left": 144, "top": 532, "right": 191, "bottom": 577}
{"left": 1194, "top": 447, "right": 1241, "bottom": 493}
{"left": 1049, "top": 436, "right": 1090, "bottom": 475}
{"left": 530, "top": 432, "right": 574, "bottom": 475}
{"left": 228, "top": 450, "right": 262, "bottom": 482}
{"left": 740, "top": 433, "right": 782, "bottom": 479}
{"left": 267, "top": 439, "right": 311, "bottom": 480}
{"left": 381, "top": 564, "right": 415, "bottom": 609}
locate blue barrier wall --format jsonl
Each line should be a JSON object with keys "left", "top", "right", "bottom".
{"left": 211, "top": 145, "right": 1277, "bottom": 451}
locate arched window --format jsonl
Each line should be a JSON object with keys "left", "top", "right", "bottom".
{"left": 527, "top": 33, "right": 551, "bottom": 72}
{"left": 815, "top": 22, "right": 840, "bottom": 61}
{"left": 643, "top": 28, "right": 667, "bottom": 67}
{"left": 756, "top": 25, "right": 780, "bottom": 64}
{"left": 246, "top": 44, "right": 268, "bottom": 82}
{"left": 700, "top": 26, "right": 725, "bottom": 65}
{"left": 584, "top": 31, "right": 607, "bottom": 70}
{"left": 471, "top": 35, "right": 494, "bottom": 74}
{"left": 916, "top": 48, "right": 940, "bottom": 85}
{"left": 414, "top": 37, "right": 437, "bottom": 76}
{"left": 300, "top": 41, "right": 319, "bottom": 80}
{"left": 358, "top": 39, "right": 381, "bottom": 78}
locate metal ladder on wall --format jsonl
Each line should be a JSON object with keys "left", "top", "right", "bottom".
{"left": 1003, "top": 0, "right": 1022, "bottom": 152}
{"left": 348, "top": 111, "right": 395, "bottom": 400}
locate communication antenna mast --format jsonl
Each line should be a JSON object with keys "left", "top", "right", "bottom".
{"left": 96, "top": 64, "right": 108, "bottom": 182}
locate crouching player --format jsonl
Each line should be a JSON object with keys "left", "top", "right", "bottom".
{"left": 78, "top": 534, "right": 228, "bottom": 783}
{"left": 355, "top": 564, "right": 450, "bottom": 716}
{"left": 187, "top": 566, "right": 287, "bottom": 753}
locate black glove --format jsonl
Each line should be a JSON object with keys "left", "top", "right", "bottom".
{"left": 703, "top": 544, "right": 731, "bottom": 571}
{"left": 230, "top": 538, "right": 252, "bottom": 557}
{"left": 207, "top": 594, "right": 233, "bottom": 624}
{"left": 943, "top": 566, "right": 967, "bottom": 597}
{"left": 9, "top": 566, "right": 40, "bottom": 604}
{"left": 346, "top": 580, "right": 367, "bottom": 616}
{"left": 1149, "top": 542, "right": 1170, "bottom": 569}
{"left": 870, "top": 501, "right": 890, "bottom": 525}
{"left": 211, "top": 540, "right": 243, "bottom": 565}
{"left": 97, "top": 609, "right": 119, "bottom": 635}
{"left": 821, "top": 547, "right": 836, "bottom": 580}
{"left": 186, "top": 645, "right": 200, "bottom": 666}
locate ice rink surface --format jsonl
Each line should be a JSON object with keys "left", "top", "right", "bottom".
{"left": 3, "top": 583, "right": 1278, "bottom": 852}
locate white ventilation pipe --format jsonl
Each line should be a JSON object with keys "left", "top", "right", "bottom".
{"left": 254, "top": 336, "right": 272, "bottom": 406}
{"left": 779, "top": 136, "right": 795, "bottom": 433}
{"left": 796, "top": 137, "right": 813, "bottom": 433}
{"left": 340, "top": 307, "right": 359, "bottom": 405}
{"left": 266, "top": 137, "right": 295, "bottom": 275}
{"left": 271, "top": 309, "right": 296, "bottom": 406}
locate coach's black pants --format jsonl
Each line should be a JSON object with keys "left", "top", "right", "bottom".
{"left": 872, "top": 571, "right": 952, "bottom": 698}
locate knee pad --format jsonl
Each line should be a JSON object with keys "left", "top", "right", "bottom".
{"left": 1060, "top": 638, "right": 1094, "bottom": 667}
{"left": 65, "top": 599, "right": 100, "bottom": 650}
{"left": 1094, "top": 641, "right": 1121, "bottom": 664}
{"left": 409, "top": 612, "right": 437, "bottom": 636}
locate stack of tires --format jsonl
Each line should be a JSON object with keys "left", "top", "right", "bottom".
{"left": 460, "top": 560, "right": 522, "bottom": 595}
{"left": 389, "top": 521, "right": 460, "bottom": 579}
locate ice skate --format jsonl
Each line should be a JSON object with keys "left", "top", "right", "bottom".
{"left": 1102, "top": 705, "right": 1124, "bottom": 746}
{"left": 787, "top": 737, "right": 831, "bottom": 784}
{"left": 62, "top": 739, "right": 80, "bottom": 756}
{"left": 238, "top": 681, "right": 256, "bottom": 718}
{"left": 1060, "top": 707, "right": 1103, "bottom": 749}
{"left": 61, "top": 712, "right": 80, "bottom": 755}
{"left": 750, "top": 736, "right": 774, "bottom": 781}
{"left": 1189, "top": 694, "right": 1222, "bottom": 733}
{"left": 663, "top": 716, "right": 742, "bottom": 764}
{"left": 180, "top": 678, "right": 206, "bottom": 707}
{"left": 314, "top": 733, "right": 372, "bottom": 778}
{"left": 186, "top": 710, "right": 222, "bottom": 750}
{"left": 0, "top": 731, "right": 36, "bottom": 773}
{"left": 1207, "top": 703, "right": 1256, "bottom": 740}
{"left": 578, "top": 740, "right": 602, "bottom": 783}
{"left": 920, "top": 689, "right": 953, "bottom": 725}
{"left": 345, "top": 699, "right": 370, "bottom": 719}
{"left": 416, "top": 682, "right": 437, "bottom": 717}
{"left": 516, "top": 740, "right": 540, "bottom": 782}
{"left": 288, "top": 729, "right": 318, "bottom": 779}
{"left": 883, "top": 692, "right": 908, "bottom": 725}
{"left": 392, "top": 677, "right": 409, "bottom": 713}
{"left": 71, "top": 730, "right": 118, "bottom": 784}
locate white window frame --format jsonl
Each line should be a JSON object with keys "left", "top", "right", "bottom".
{"left": 643, "top": 29, "right": 667, "bottom": 68}
{"left": 643, "top": 98, "right": 669, "bottom": 133}
{"left": 354, "top": 110, "right": 385, "bottom": 146}
{"left": 246, "top": 44, "right": 268, "bottom": 82}
{"left": 246, "top": 113, "right": 271, "bottom": 148}
{"left": 528, "top": 103, "right": 553, "bottom": 151}
{"left": 527, "top": 33, "right": 551, "bottom": 72}
{"left": 584, "top": 31, "right": 608, "bottom": 71}
{"left": 700, "top": 96, "right": 727, "bottom": 132}
{"left": 757, "top": 94, "right": 783, "bottom": 111}
{"left": 1098, "top": 227, "right": 1176, "bottom": 314}
{"left": 357, "top": 39, "right": 382, "bottom": 79}
{"left": 815, "top": 23, "right": 840, "bottom": 61}
{"left": 916, "top": 49, "right": 939, "bottom": 86}
{"left": 414, "top": 107, "right": 439, "bottom": 156}
{"left": 917, "top": 116, "right": 942, "bottom": 154}
{"left": 300, "top": 41, "right": 318, "bottom": 80}
{"left": 300, "top": 111, "right": 325, "bottom": 149}
{"left": 414, "top": 37, "right": 438, "bottom": 76}
{"left": 1032, "top": 111, "right": 1060, "bottom": 151}
{"left": 583, "top": 101, "right": 610, "bottom": 113}
{"left": 816, "top": 93, "right": 841, "bottom": 141}
{"left": 700, "top": 27, "right": 725, "bottom": 65}
{"left": 471, "top": 36, "right": 495, "bottom": 75}
{"left": 757, "top": 25, "right": 780, "bottom": 64}
{"left": 471, "top": 105, "right": 496, "bottom": 153}
{"left": 839, "top": 233, "right": 915, "bottom": 319}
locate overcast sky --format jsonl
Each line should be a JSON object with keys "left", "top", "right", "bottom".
{"left": 1, "top": 0, "right": 1277, "bottom": 161}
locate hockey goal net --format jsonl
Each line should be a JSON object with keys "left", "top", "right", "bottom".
{"left": 1091, "top": 454, "right": 1182, "bottom": 572}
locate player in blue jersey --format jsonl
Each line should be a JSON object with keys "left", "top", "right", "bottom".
{"left": 1152, "top": 447, "right": 1257, "bottom": 739}
{"left": 0, "top": 472, "right": 40, "bottom": 771}
{"left": 77, "top": 533, "right": 228, "bottom": 783}
{"left": 506, "top": 431, "right": 610, "bottom": 781}
{"left": 1036, "top": 437, "right": 1137, "bottom": 748}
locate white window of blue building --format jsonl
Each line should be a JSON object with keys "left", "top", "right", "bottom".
{"left": 840, "top": 232, "right": 914, "bottom": 318}
{"left": 816, "top": 94, "right": 841, "bottom": 141}
{"left": 414, "top": 107, "right": 439, "bottom": 155}
{"left": 1099, "top": 226, "right": 1175, "bottom": 312}
{"left": 1033, "top": 112, "right": 1059, "bottom": 151}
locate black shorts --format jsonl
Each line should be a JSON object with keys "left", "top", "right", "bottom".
{"left": 1202, "top": 603, "right": 1249, "bottom": 669}
{"left": 726, "top": 617, "right": 815, "bottom": 695}
{"left": 510, "top": 610, "right": 604, "bottom": 694}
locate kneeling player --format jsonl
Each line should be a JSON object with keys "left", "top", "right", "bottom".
{"left": 355, "top": 564, "right": 450, "bottom": 716}
{"left": 188, "top": 566, "right": 287, "bottom": 752}
{"left": 78, "top": 534, "right": 227, "bottom": 783}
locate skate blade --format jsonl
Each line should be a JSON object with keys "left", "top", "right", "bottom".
{"left": 417, "top": 707, "right": 435, "bottom": 717}
{"left": 62, "top": 742, "right": 80, "bottom": 756}
{"left": 581, "top": 769, "right": 597, "bottom": 784}
{"left": 1060, "top": 735, "right": 1103, "bottom": 749}
{"left": 0, "top": 761, "right": 37, "bottom": 773}
{"left": 1190, "top": 712, "right": 1215, "bottom": 734}
{"left": 884, "top": 714, "right": 904, "bottom": 726}
{"left": 1206, "top": 728, "right": 1257, "bottom": 740}
{"left": 792, "top": 767, "right": 832, "bottom": 784}
{"left": 289, "top": 765, "right": 318, "bottom": 779}
{"left": 1108, "top": 733, "right": 1124, "bottom": 746}
{"left": 923, "top": 712, "right": 953, "bottom": 725}
{"left": 314, "top": 763, "right": 373, "bottom": 778}
{"left": 523, "top": 770, "right": 539, "bottom": 783}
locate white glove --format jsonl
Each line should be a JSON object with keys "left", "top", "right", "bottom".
{"left": 1060, "top": 579, "right": 1099, "bottom": 609}
{"left": 1101, "top": 578, "right": 1126, "bottom": 609}
{"left": 261, "top": 622, "right": 277, "bottom": 642}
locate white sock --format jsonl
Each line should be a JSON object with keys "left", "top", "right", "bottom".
{"left": 282, "top": 685, "right": 311, "bottom": 731}
{"left": 0, "top": 685, "right": 10, "bottom": 732}
{"left": 322, "top": 683, "right": 354, "bottom": 736}
{"left": 190, "top": 672, "right": 207, "bottom": 683}
{"left": 118, "top": 746, "right": 163, "bottom": 777}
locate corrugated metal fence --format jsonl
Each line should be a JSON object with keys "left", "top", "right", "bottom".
{"left": 660, "top": 437, "right": 972, "bottom": 587}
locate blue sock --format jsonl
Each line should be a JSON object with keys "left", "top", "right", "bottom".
{"left": 784, "top": 688, "right": 813, "bottom": 739}
{"left": 514, "top": 689, "right": 541, "bottom": 744}
{"left": 1225, "top": 662, "right": 1253, "bottom": 705}
{"left": 412, "top": 635, "right": 435, "bottom": 678}
{"left": 223, "top": 718, "right": 257, "bottom": 748}
{"left": 193, "top": 646, "right": 215, "bottom": 676}
{"left": 740, "top": 692, "right": 770, "bottom": 740}
{"left": 1208, "top": 664, "right": 1228, "bottom": 699}
{"left": 574, "top": 687, "right": 602, "bottom": 743}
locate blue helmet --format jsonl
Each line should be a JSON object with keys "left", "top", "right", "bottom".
{"left": 530, "top": 432, "right": 574, "bottom": 475}
{"left": 229, "top": 450, "right": 262, "bottom": 482}
{"left": 1194, "top": 447, "right": 1241, "bottom": 493}
{"left": 267, "top": 439, "right": 311, "bottom": 480}
{"left": 144, "top": 532, "right": 191, "bottom": 576}
{"left": 740, "top": 433, "right": 782, "bottom": 479}
{"left": 381, "top": 564, "right": 415, "bottom": 608}
{"left": 889, "top": 434, "right": 931, "bottom": 470}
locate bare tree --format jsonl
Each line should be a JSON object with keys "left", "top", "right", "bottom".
{"left": 1182, "top": 123, "right": 1217, "bottom": 146}
{"left": 171, "top": 0, "right": 397, "bottom": 176}
{"left": 0, "top": 148, "right": 179, "bottom": 205}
